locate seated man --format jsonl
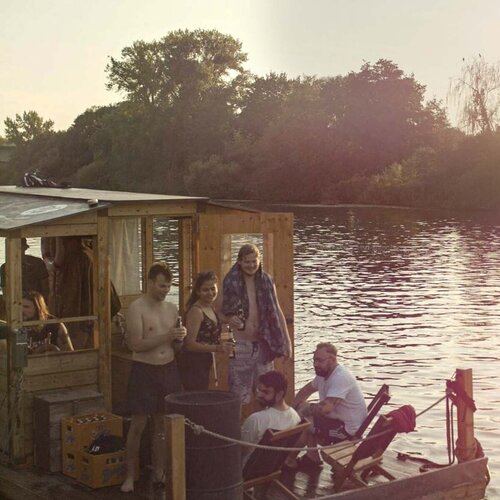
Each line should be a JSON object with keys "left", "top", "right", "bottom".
{"left": 286, "top": 342, "right": 367, "bottom": 469}
{"left": 241, "top": 370, "right": 301, "bottom": 466}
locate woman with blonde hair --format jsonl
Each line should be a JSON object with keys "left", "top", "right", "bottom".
{"left": 22, "top": 290, "right": 73, "bottom": 354}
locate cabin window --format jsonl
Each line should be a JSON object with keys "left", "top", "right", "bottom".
{"left": 153, "top": 217, "right": 181, "bottom": 308}
{"left": 0, "top": 236, "right": 97, "bottom": 353}
{"left": 225, "top": 233, "right": 266, "bottom": 276}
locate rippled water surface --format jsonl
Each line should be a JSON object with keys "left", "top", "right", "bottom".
{"left": 287, "top": 205, "right": 499, "bottom": 497}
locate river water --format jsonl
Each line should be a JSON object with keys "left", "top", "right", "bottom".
{"left": 286, "top": 205, "right": 499, "bottom": 498}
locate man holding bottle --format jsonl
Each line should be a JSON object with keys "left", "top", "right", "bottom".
{"left": 219, "top": 244, "right": 292, "bottom": 406}
{"left": 121, "top": 261, "right": 186, "bottom": 493}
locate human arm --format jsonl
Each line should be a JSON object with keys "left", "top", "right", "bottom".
{"left": 213, "top": 294, "right": 242, "bottom": 331}
{"left": 305, "top": 397, "right": 342, "bottom": 418}
{"left": 56, "top": 323, "right": 74, "bottom": 351}
{"left": 292, "top": 381, "right": 317, "bottom": 409}
{"left": 54, "top": 237, "right": 65, "bottom": 268}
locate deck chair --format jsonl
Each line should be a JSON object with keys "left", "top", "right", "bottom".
{"left": 242, "top": 420, "right": 310, "bottom": 500}
{"left": 321, "top": 414, "right": 397, "bottom": 492}
{"left": 354, "top": 383, "right": 391, "bottom": 438}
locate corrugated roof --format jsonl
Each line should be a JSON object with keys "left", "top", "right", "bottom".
{"left": 0, "top": 186, "right": 207, "bottom": 231}
{"left": 0, "top": 193, "right": 110, "bottom": 230}
{"left": 0, "top": 186, "right": 206, "bottom": 202}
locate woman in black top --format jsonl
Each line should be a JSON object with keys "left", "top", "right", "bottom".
{"left": 22, "top": 290, "right": 73, "bottom": 354}
{"left": 180, "top": 271, "right": 233, "bottom": 390}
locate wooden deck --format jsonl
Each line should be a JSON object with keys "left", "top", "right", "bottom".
{"left": 0, "top": 452, "right": 488, "bottom": 499}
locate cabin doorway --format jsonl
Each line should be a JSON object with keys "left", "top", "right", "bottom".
{"left": 196, "top": 210, "right": 294, "bottom": 402}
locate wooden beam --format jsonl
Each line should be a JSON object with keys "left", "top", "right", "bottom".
{"left": 96, "top": 213, "right": 112, "bottom": 410}
{"left": 21, "top": 224, "right": 97, "bottom": 238}
{"left": 165, "top": 414, "right": 186, "bottom": 500}
{"left": 5, "top": 237, "right": 25, "bottom": 464}
{"left": 22, "top": 315, "right": 97, "bottom": 326}
{"left": 455, "top": 368, "right": 475, "bottom": 462}
{"left": 108, "top": 203, "right": 197, "bottom": 217}
{"left": 178, "top": 218, "right": 193, "bottom": 315}
{"left": 143, "top": 217, "right": 154, "bottom": 288}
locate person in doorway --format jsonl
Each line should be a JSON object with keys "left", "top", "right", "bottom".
{"left": 241, "top": 370, "right": 301, "bottom": 466}
{"left": 219, "top": 244, "right": 292, "bottom": 406}
{"left": 285, "top": 342, "right": 367, "bottom": 470}
{"left": 121, "top": 261, "right": 186, "bottom": 493}
{"left": 0, "top": 238, "right": 49, "bottom": 301}
{"left": 22, "top": 290, "right": 73, "bottom": 354}
{"left": 53, "top": 236, "right": 93, "bottom": 349}
{"left": 178, "top": 271, "right": 234, "bottom": 390}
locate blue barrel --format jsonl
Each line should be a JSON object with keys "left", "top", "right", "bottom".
{"left": 165, "top": 390, "right": 243, "bottom": 499}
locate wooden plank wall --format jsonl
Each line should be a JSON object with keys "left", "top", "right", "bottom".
{"left": 20, "top": 350, "right": 99, "bottom": 464}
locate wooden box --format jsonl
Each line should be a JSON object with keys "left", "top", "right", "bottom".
{"left": 79, "top": 450, "right": 127, "bottom": 488}
{"left": 61, "top": 412, "right": 123, "bottom": 479}
{"left": 62, "top": 412, "right": 122, "bottom": 454}
{"left": 33, "top": 388, "right": 104, "bottom": 472}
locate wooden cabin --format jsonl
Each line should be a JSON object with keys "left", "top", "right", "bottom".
{"left": 0, "top": 186, "right": 294, "bottom": 467}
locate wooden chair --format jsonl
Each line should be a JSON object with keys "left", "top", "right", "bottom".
{"left": 354, "top": 383, "right": 391, "bottom": 438}
{"left": 242, "top": 421, "right": 310, "bottom": 500}
{"left": 321, "top": 414, "right": 397, "bottom": 492}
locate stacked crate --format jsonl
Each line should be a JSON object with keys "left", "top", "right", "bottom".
{"left": 61, "top": 411, "right": 125, "bottom": 488}
{"left": 33, "top": 389, "right": 104, "bottom": 472}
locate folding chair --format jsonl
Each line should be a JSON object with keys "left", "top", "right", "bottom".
{"left": 354, "top": 383, "right": 391, "bottom": 438}
{"left": 321, "top": 414, "right": 397, "bottom": 492}
{"left": 243, "top": 421, "right": 310, "bottom": 500}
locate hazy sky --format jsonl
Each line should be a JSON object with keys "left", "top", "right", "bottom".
{"left": 1, "top": 0, "right": 499, "bottom": 132}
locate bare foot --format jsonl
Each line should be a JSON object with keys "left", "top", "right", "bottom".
{"left": 120, "top": 477, "right": 135, "bottom": 492}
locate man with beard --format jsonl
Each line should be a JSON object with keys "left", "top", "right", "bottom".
{"left": 285, "top": 342, "right": 367, "bottom": 470}
{"left": 241, "top": 370, "right": 300, "bottom": 466}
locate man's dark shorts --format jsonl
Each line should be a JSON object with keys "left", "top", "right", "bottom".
{"left": 127, "top": 360, "right": 182, "bottom": 415}
{"left": 313, "top": 414, "right": 352, "bottom": 444}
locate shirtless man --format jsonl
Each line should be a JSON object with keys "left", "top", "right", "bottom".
{"left": 121, "top": 261, "right": 186, "bottom": 493}
{"left": 220, "top": 244, "right": 292, "bottom": 406}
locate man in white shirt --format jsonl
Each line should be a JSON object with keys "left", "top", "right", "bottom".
{"left": 241, "top": 370, "right": 301, "bottom": 466}
{"left": 285, "top": 342, "right": 367, "bottom": 469}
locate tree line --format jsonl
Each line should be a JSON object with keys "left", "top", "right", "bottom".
{"left": 1, "top": 29, "right": 499, "bottom": 210}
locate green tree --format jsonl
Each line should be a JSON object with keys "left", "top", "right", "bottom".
{"left": 238, "top": 72, "right": 297, "bottom": 138}
{"left": 4, "top": 111, "right": 54, "bottom": 145}
{"left": 323, "top": 59, "right": 443, "bottom": 176}
{"left": 106, "top": 29, "right": 248, "bottom": 109}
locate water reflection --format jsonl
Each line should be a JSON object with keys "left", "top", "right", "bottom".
{"left": 289, "top": 205, "right": 500, "bottom": 497}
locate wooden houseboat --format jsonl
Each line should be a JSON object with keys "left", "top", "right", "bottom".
{"left": 0, "top": 186, "right": 293, "bottom": 467}
{"left": 0, "top": 186, "right": 489, "bottom": 499}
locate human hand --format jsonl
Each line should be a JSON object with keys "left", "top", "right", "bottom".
{"left": 217, "top": 341, "right": 235, "bottom": 354}
{"left": 229, "top": 315, "right": 243, "bottom": 331}
{"left": 171, "top": 326, "right": 187, "bottom": 343}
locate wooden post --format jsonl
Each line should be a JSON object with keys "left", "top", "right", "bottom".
{"left": 178, "top": 218, "right": 193, "bottom": 315}
{"left": 455, "top": 368, "right": 475, "bottom": 462}
{"left": 96, "top": 213, "right": 112, "bottom": 409}
{"left": 5, "top": 236, "right": 24, "bottom": 464}
{"left": 165, "top": 414, "right": 186, "bottom": 500}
